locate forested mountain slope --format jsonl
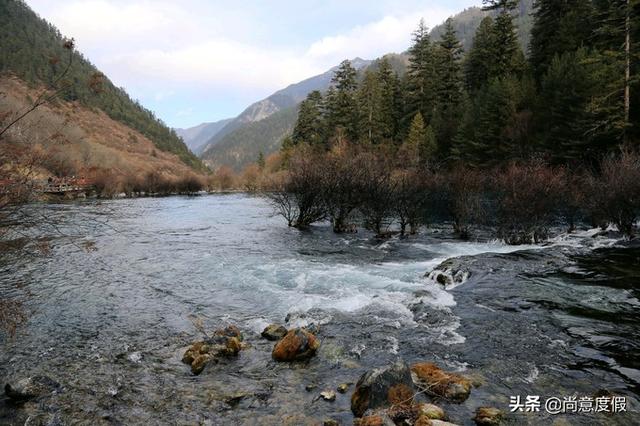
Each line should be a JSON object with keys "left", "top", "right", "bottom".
{"left": 0, "top": 0, "right": 203, "bottom": 171}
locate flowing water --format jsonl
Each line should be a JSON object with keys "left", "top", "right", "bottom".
{"left": 0, "top": 194, "right": 638, "bottom": 425}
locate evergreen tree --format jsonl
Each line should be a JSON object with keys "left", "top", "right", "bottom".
{"left": 536, "top": 49, "right": 608, "bottom": 163}
{"left": 292, "top": 90, "right": 325, "bottom": 147}
{"left": 257, "top": 151, "right": 265, "bottom": 169}
{"left": 486, "top": 0, "right": 526, "bottom": 79}
{"left": 326, "top": 60, "right": 360, "bottom": 142}
{"left": 357, "top": 70, "right": 384, "bottom": 145}
{"left": 404, "top": 19, "right": 437, "bottom": 131}
{"left": 454, "top": 77, "right": 521, "bottom": 167}
{"left": 376, "top": 57, "right": 401, "bottom": 142}
{"left": 405, "top": 112, "right": 437, "bottom": 165}
{"left": 529, "top": 0, "right": 594, "bottom": 82}
{"left": 592, "top": 0, "right": 638, "bottom": 142}
{"left": 464, "top": 17, "right": 495, "bottom": 92}
{"left": 434, "top": 19, "right": 464, "bottom": 158}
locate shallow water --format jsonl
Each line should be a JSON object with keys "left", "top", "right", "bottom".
{"left": 0, "top": 194, "right": 638, "bottom": 425}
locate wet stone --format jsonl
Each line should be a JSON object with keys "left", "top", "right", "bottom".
{"left": 473, "top": 407, "right": 504, "bottom": 425}
{"left": 4, "top": 376, "right": 61, "bottom": 401}
{"left": 261, "top": 324, "right": 288, "bottom": 341}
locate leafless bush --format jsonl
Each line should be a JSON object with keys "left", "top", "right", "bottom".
{"left": 358, "top": 154, "right": 396, "bottom": 236}
{"left": 321, "top": 142, "right": 368, "bottom": 233}
{"left": 492, "top": 162, "right": 566, "bottom": 244}
{"left": 266, "top": 148, "right": 326, "bottom": 229}
{"left": 393, "top": 168, "right": 438, "bottom": 235}
{"left": 587, "top": 151, "right": 640, "bottom": 236}
{"left": 442, "top": 167, "right": 487, "bottom": 239}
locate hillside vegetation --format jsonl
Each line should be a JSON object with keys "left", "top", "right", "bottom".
{"left": 0, "top": 0, "right": 203, "bottom": 171}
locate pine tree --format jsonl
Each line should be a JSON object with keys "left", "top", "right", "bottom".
{"left": 257, "top": 151, "right": 265, "bottom": 169}
{"left": 536, "top": 49, "right": 608, "bottom": 163}
{"left": 434, "top": 19, "right": 464, "bottom": 158}
{"left": 404, "top": 19, "right": 437, "bottom": 131}
{"left": 376, "top": 57, "right": 401, "bottom": 142}
{"left": 326, "top": 60, "right": 360, "bottom": 142}
{"left": 529, "top": 0, "right": 594, "bottom": 82}
{"left": 292, "top": 90, "right": 325, "bottom": 147}
{"left": 404, "top": 112, "right": 437, "bottom": 165}
{"left": 465, "top": 17, "right": 495, "bottom": 92}
{"left": 357, "top": 69, "right": 384, "bottom": 145}
{"left": 487, "top": 0, "right": 526, "bottom": 79}
{"left": 592, "top": 0, "right": 637, "bottom": 142}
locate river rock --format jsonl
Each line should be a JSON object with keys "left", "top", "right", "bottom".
{"left": 351, "top": 360, "right": 418, "bottom": 418}
{"left": 213, "top": 325, "right": 243, "bottom": 341}
{"left": 261, "top": 324, "right": 288, "bottom": 341}
{"left": 411, "top": 363, "right": 472, "bottom": 403}
{"left": 353, "top": 413, "right": 395, "bottom": 426}
{"left": 473, "top": 407, "right": 504, "bottom": 425}
{"left": 323, "top": 420, "right": 339, "bottom": 426}
{"left": 320, "top": 390, "right": 336, "bottom": 401}
{"left": 416, "top": 403, "right": 446, "bottom": 420}
{"left": 337, "top": 383, "right": 350, "bottom": 393}
{"left": 4, "top": 376, "right": 61, "bottom": 401}
{"left": 415, "top": 419, "right": 459, "bottom": 426}
{"left": 191, "top": 354, "right": 212, "bottom": 375}
{"left": 272, "top": 328, "right": 320, "bottom": 362}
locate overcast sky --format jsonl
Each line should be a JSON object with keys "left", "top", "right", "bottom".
{"left": 26, "top": 0, "right": 480, "bottom": 128}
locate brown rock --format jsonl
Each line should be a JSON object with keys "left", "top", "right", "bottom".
{"left": 223, "top": 336, "right": 242, "bottom": 356}
{"left": 261, "top": 324, "right": 288, "bottom": 341}
{"left": 411, "top": 362, "right": 472, "bottom": 403}
{"left": 191, "top": 354, "right": 211, "bottom": 375}
{"left": 353, "top": 414, "right": 395, "bottom": 426}
{"left": 474, "top": 407, "right": 504, "bottom": 425}
{"left": 214, "top": 324, "right": 243, "bottom": 341}
{"left": 417, "top": 403, "right": 446, "bottom": 420}
{"left": 351, "top": 361, "right": 418, "bottom": 418}
{"left": 416, "top": 419, "right": 459, "bottom": 426}
{"left": 272, "top": 328, "right": 320, "bottom": 362}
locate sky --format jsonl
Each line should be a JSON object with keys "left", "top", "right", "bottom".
{"left": 26, "top": 0, "right": 480, "bottom": 129}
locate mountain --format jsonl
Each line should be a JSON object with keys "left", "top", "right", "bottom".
{"left": 0, "top": 0, "right": 204, "bottom": 173}
{"left": 430, "top": 0, "right": 534, "bottom": 51}
{"left": 203, "top": 107, "right": 298, "bottom": 171}
{"left": 175, "top": 118, "right": 233, "bottom": 155}
{"left": 200, "top": 58, "right": 372, "bottom": 170}
{"left": 200, "top": 1, "right": 535, "bottom": 172}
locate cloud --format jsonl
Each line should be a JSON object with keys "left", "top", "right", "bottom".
{"left": 305, "top": 8, "right": 454, "bottom": 65}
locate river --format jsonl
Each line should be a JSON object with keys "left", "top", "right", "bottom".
{"left": 0, "top": 194, "right": 638, "bottom": 425}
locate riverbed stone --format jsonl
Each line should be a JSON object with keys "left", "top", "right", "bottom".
{"left": 473, "top": 407, "right": 504, "bottom": 425}
{"left": 272, "top": 328, "right": 320, "bottom": 362}
{"left": 353, "top": 413, "right": 395, "bottom": 426}
{"left": 415, "top": 419, "right": 459, "bottom": 426}
{"left": 337, "top": 383, "right": 350, "bottom": 393}
{"left": 320, "top": 390, "right": 336, "bottom": 401}
{"left": 417, "top": 403, "right": 446, "bottom": 420}
{"left": 191, "top": 354, "right": 212, "bottom": 375}
{"left": 213, "top": 324, "right": 243, "bottom": 341}
{"left": 4, "top": 376, "right": 61, "bottom": 401}
{"left": 411, "top": 362, "right": 472, "bottom": 403}
{"left": 351, "top": 360, "right": 417, "bottom": 418}
{"left": 261, "top": 324, "right": 288, "bottom": 341}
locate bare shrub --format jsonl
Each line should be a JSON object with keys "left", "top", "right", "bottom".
{"left": 492, "top": 162, "right": 565, "bottom": 244}
{"left": 266, "top": 148, "right": 325, "bottom": 229}
{"left": 358, "top": 154, "right": 396, "bottom": 236}
{"left": 442, "top": 167, "right": 487, "bottom": 239}
{"left": 394, "top": 168, "right": 437, "bottom": 235}
{"left": 588, "top": 152, "right": 640, "bottom": 236}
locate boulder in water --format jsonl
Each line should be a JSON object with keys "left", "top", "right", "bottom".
{"left": 415, "top": 419, "right": 459, "bottom": 426}
{"left": 416, "top": 403, "right": 446, "bottom": 420}
{"left": 272, "top": 328, "right": 320, "bottom": 362}
{"left": 411, "top": 363, "right": 471, "bottom": 403}
{"left": 351, "top": 360, "right": 418, "bottom": 417}
{"left": 353, "top": 413, "right": 395, "bottom": 426}
{"left": 5, "top": 376, "right": 61, "bottom": 401}
{"left": 261, "top": 324, "right": 288, "bottom": 341}
{"left": 320, "top": 390, "right": 336, "bottom": 402}
{"left": 473, "top": 407, "right": 504, "bottom": 425}
{"left": 213, "top": 325, "right": 243, "bottom": 341}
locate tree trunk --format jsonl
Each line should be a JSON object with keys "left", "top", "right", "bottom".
{"left": 625, "top": 0, "right": 631, "bottom": 142}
